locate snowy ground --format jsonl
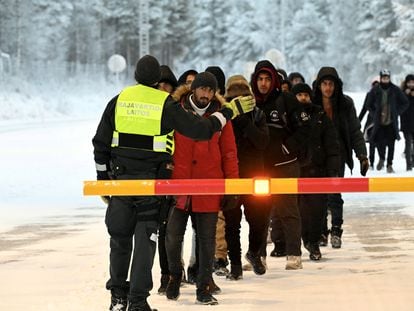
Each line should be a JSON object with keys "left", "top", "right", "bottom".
{"left": 0, "top": 92, "right": 414, "bottom": 310}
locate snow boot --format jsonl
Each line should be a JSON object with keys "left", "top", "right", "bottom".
{"left": 330, "top": 226, "right": 343, "bottom": 249}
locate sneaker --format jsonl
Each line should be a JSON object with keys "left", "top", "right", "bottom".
{"left": 226, "top": 264, "right": 243, "bottom": 280}
{"left": 285, "top": 255, "right": 303, "bottom": 270}
{"left": 245, "top": 251, "right": 266, "bottom": 275}
{"left": 186, "top": 265, "right": 197, "bottom": 285}
{"left": 196, "top": 288, "right": 218, "bottom": 305}
{"left": 110, "top": 295, "right": 127, "bottom": 311}
{"left": 386, "top": 165, "right": 395, "bottom": 173}
{"left": 157, "top": 274, "right": 169, "bottom": 295}
{"left": 330, "top": 226, "right": 343, "bottom": 249}
{"left": 319, "top": 232, "right": 329, "bottom": 247}
{"left": 208, "top": 277, "right": 221, "bottom": 295}
{"left": 304, "top": 242, "right": 322, "bottom": 261}
{"left": 214, "top": 258, "right": 229, "bottom": 276}
{"left": 128, "top": 300, "right": 157, "bottom": 311}
{"left": 166, "top": 273, "right": 182, "bottom": 300}
{"left": 376, "top": 159, "right": 385, "bottom": 170}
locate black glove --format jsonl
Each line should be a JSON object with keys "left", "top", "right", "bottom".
{"left": 97, "top": 170, "right": 110, "bottom": 180}
{"left": 358, "top": 155, "right": 369, "bottom": 176}
{"left": 221, "top": 195, "right": 240, "bottom": 211}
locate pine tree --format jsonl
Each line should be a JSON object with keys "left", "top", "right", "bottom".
{"left": 380, "top": 1, "right": 414, "bottom": 74}
{"left": 285, "top": 1, "right": 327, "bottom": 81}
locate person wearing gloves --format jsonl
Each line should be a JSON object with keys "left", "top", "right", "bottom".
{"left": 92, "top": 55, "right": 254, "bottom": 311}
{"left": 222, "top": 75, "right": 269, "bottom": 280}
{"left": 313, "top": 66, "right": 369, "bottom": 249}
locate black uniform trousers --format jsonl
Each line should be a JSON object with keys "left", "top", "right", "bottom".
{"left": 105, "top": 195, "right": 160, "bottom": 303}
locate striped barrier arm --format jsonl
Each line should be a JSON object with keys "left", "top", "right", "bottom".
{"left": 83, "top": 177, "right": 414, "bottom": 196}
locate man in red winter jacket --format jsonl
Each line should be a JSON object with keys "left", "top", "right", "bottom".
{"left": 165, "top": 72, "right": 239, "bottom": 305}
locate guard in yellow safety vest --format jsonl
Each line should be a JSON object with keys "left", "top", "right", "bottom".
{"left": 92, "top": 55, "right": 256, "bottom": 311}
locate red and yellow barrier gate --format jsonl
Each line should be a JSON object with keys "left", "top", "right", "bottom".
{"left": 83, "top": 177, "right": 414, "bottom": 196}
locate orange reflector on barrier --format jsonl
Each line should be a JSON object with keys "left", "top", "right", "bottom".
{"left": 254, "top": 178, "right": 270, "bottom": 196}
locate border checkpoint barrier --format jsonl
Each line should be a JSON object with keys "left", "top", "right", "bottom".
{"left": 83, "top": 177, "right": 414, "bottom": 197}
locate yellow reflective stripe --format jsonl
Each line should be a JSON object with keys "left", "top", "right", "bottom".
{"left": 153, "top": 130, "right": 175, "bottom": 154}
{"left": 115, "top": 84, "right": 169, "bottom": 136}
{"left": 111, "top": 131, "right": 119, "bottom": 147}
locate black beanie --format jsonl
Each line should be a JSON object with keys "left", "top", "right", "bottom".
{"left": 205, "top": 66, "right": 225, "bottom": 95}
{"left": 191, "top": 72, "right": 218, "bottom": 92}
{"left": 291, "top": 83, "right": 312, "bottom": 96}
{"left": 134, "top": 55, "right": 161, "bottom": 86}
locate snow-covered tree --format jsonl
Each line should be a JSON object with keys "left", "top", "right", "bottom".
{"left": 380, "top": 1, "right": 414, "bottom": 74}
{"left": 285, "top": 1, "right": 327, "bottom": 81}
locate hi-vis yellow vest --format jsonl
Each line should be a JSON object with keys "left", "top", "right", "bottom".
{"left": 111, "top": 84, "right": 175, "bottom": 154}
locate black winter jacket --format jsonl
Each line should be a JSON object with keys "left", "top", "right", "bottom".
{"left": 300, "top": 104, "right": 340, "bottom": 177}
{"left": 399, "top": 92, "right": 414, "bottom": 133}
{"left": 314, "top": 67, "right": 366, "bottom": 171}
{"left": 365, "top": 83, "right": 408, "bottom": 141}
{"left": 232, "top": 107, "right": 269, "bottom": 177}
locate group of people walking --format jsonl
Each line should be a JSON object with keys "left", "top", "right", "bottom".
{"left": 92, "top": 54, "right": 413, "bottom": 311}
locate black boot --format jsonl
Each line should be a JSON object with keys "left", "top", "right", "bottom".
{"left": 128, "top": 300, "right": 157, "bottom": 311}
{"left": 157, "top": 274, "right": 169, "bottom": 295}
{"left": 305, "top": 242, "right": 322, "bottom": 261}
{"left": 245, "top": 251, "right": 266, "bottom": 275}
{"left": 226, "top": 264, "right": 243, "bottom": 280}
{"left": 109, "top": 295, "right": 127, "bottom": 311}
{"left": 166, "top": 273, "right": 182, "bottom": 300}
{"left": 330, "top": 226, "right": 343, "bottom": 249}
{"left": 196, "top": 287, "right": 218, "bottom": 305}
